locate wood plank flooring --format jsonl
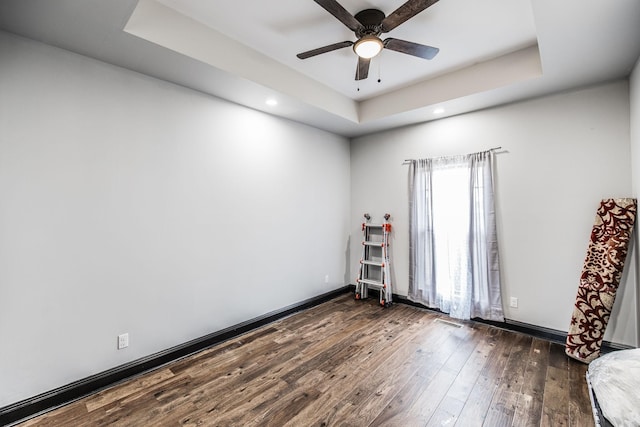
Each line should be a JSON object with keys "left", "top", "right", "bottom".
{"left": 18, "top": 294, "right": 594, "bottom": 426}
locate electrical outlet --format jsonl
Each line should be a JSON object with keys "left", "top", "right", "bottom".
{"left": 509, "top": 297, "right": 518, "bottom": 308}
{"left": 118, "top": 333, "right": 129, "bottom": 350}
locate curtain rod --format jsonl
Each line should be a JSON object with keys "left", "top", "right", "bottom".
{"left": 403, "top": 146, "right": 502, "bottom": 164}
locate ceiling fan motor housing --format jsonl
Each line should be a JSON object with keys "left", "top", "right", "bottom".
{"left": 354, "top": 9, "right": 385, "bottom": 37}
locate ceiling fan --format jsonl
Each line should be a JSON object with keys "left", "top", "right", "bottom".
{"left": 297, "top": 0, "right": 440, "bottom": 81}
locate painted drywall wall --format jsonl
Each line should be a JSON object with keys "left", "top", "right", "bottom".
{"left": 351, "top": 81, "right": 637, "bottom": 346}
{"left": 630, "top": 56, "right": 640, "bottom": 346}
{"left": 0, "top": 32, "right": 350, "bottom": 407}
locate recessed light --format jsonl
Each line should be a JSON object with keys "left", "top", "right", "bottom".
{"left": 433, "top": 107, "right": 445, "bottom": 114}
{"left": 266, "top": 98, "right": 278, "bottom": 107}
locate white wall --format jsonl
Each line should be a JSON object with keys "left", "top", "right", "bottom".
{"left": 351, "top": 81, "right": 636, "bottom": 346}
{"left": 630, "top": 56, "right": 640, "bottom": 346}
{"left": 0, "top": 32, "right": 350, "bottom": 407}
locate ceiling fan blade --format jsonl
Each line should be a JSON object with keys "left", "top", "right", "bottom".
{"left": 384, "top": 38, "right": 439, "bottom": 60}
{"left": 313, "top": 0, "right": 363, "bottom": 32}
{"left": 355, "top": 57, "right": 370, "bottom": 81}
{"left": 381, "top": 0, "right": 439, "bottom": 32}
{"left": 297, "top": 41, "right": 353, "bottom": 59}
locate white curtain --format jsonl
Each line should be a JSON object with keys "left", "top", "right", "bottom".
{"left": 408, "top": 150, "right": 504, "bottom": 321}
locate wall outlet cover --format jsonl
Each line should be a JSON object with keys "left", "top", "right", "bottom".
{"left": 118, "top": 333, "right": 129, "bottom": 349}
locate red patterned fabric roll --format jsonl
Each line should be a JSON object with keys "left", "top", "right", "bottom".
{"left": 566, "top": 198, "right": 637, "bottom": 363}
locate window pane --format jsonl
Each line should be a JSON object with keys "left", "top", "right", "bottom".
{"left": 431, "top": 165, "right": 470, "bottom": 309}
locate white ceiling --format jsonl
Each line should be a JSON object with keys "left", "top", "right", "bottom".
{"left": 1, "top": 0, "right": 640, "bottom": 137}
{"left": 155, "top": 0, "right": 537, "bottom": 100}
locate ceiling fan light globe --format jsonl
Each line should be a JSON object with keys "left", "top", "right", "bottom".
{"left": 354, "top": 36, "right": 383, "bottom": 59}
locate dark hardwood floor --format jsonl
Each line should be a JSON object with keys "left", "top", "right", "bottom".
{"left": 18, "top": 294, "right": 594, "bottom": 426}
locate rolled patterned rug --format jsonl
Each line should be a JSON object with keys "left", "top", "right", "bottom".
{"left": 566, "top": 198, "right": 637, "bottom": 363}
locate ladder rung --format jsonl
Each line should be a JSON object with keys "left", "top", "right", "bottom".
{"left": 363, "top": 241, "right": 384, "bottom": 247}
{"left": 357, "top": 279, "right": 384, "bottom": 287}
{"left": 361, "top": 260, "right": 384, "bottom": 267}
{"left": 363, "top": 223, "right": 384, "bottom": 228}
